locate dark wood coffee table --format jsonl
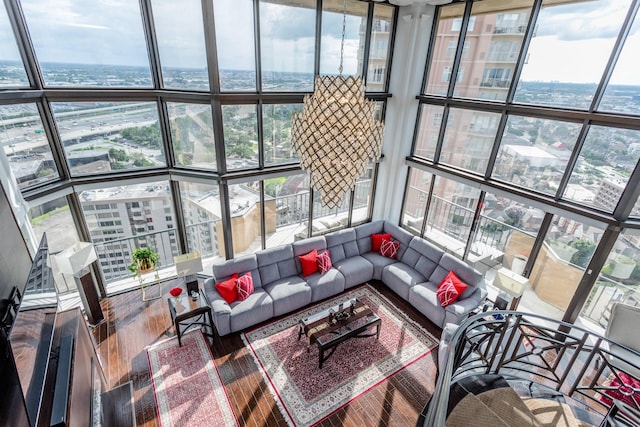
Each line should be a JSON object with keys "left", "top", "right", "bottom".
{"left": 167, "top": 290, "right": 214, "bottom": 347}
{"left": 298, "top": 298, "right": 381, "bottom": 369}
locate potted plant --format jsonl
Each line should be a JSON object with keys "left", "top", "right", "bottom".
{"left": 128, "top": 247, "right": 159, "bottom": 276}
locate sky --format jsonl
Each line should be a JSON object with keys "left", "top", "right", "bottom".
{"left": 0, "top": 0, "right": 638, "bottom": 85}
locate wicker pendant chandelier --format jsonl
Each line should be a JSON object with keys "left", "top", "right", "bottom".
{"left": 291, "top": 0, "right": 384, "bottom": 209}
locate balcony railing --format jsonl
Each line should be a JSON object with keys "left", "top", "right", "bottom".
{"left": 420, "top": 311, "right": 640, "bottom": 426}
{"left": 493, "top": 25, "right": 526, "bottom": 34}
{"left": 479, "top": 78, "right": 511, "bottom": 88}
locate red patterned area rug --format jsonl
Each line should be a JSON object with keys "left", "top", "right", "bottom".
{"left": 242, "top": 284, "right": 439, "bottom": 427}
{"left": 147, "top": 331, "right": 238, "bottom": 427}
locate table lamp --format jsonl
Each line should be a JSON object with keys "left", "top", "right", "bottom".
{"left": 174, "top": 251, "right": 203, "bottom": 295}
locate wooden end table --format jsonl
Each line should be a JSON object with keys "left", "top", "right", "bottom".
{"left": 167, "top": 290, "right": 214, "bottom": 346}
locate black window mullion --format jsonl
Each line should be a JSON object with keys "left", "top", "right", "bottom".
{"left": 446, "top": 0, "right": 472, "bottom": 98}
{"left": 5, "top": 0, "right": 44, "bottom": 90}
{"left": 139, "top": 0, "right": 163, "bottom": 90}
{"left": 554, "top": 121, "right": 590, "bottom": 201}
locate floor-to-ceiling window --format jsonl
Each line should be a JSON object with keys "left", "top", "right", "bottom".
{"left": 402, "top": 0, "right": 640, "bottom": 326}
{"left": 0, "top": 0, "right": 394, "bottom": 296}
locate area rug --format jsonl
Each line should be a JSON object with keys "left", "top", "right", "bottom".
{"left": 147, "top": 331, "right": 238, "bottom": 427}
{"left": 242, "top": 284, "right": 439, "bottom": 426}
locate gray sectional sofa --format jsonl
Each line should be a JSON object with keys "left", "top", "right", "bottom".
{"left": 203, "top": 220, "right": 487, "bottom": 336}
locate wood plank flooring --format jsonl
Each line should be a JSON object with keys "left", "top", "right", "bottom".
{"left": 91, "top": 280, "right": 442, "bottom": 427}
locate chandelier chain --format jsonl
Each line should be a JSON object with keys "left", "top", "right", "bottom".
{"left": 339, "top": 0, "right": 347, "bottom": 75}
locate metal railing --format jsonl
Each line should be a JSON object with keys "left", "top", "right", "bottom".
{"left": 420, "top": 311, "right": 640, "bottom": 426}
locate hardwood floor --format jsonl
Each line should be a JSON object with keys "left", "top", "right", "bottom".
{"left": 91, "top": 280, "right": 442, "bottom": 427}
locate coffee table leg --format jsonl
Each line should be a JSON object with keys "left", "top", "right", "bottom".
{"left": 376, "top": 321, "right": 381, "bottom": 340}
{"left": 176, "top": 320, "right": 182, "bottom": 347}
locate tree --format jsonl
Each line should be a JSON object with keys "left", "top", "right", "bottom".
{"left": 109, "top": 148, "right": 129, "bottom": 162}
{"left": 570, "top": 239, "right": 596, "bottom": 268}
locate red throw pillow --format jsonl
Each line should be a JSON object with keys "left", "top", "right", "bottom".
{"left": 317, "top": 250, "right": 332, "bottom": 274}
{"left": 371, "top": 233, "right": 392, "bottom": 252}
{"left": 379, "top": 239, "right": 399, "bottom": 259}
{"left": 236, "top": 272, "right": 254, "bottom": 301}
{"left": 215, "top": 273, "right": 239, "bottom": 304}
{"left": 437, "top": 271, "right": 468, "bottom": 307}
{"left": 299, "top": 249, "right": 319, "bottom": 277}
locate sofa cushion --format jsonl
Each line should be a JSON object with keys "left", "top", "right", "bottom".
{"left": 317, "top": 250, "right": 332, "bottom": 274}
{"left": 437, "top": 271, "right": 467, "bottom": 307}
{"left": 372, "top": 233, "right": 392, "bottom": 252}
{"left": 381, "top": 262, "right": 427, "bottom": 300}
{"left": 380, "top": 239, "right": 400, "bottom": 259}
{"left": 215, "top": 273, "right": 239, "bottom": 304}
{"left": 409, "top": 282, "right": 445, "bottom": 327}
{"left": 401, "top": 237, "right": 444, "bottom": 279}
{"left": 430, "top": 253, "right": 482, "bottom": 299}
{"left": 257, "top": 245, "right": 298, "bottom": 286}
{"left": 361, "top": 252, "right": 397, "bottom": 280}
{"left": 355, "top": 220, "right": 385, "bottom": 254}
{"left": 325, "top": 228, "right": 360, "bottom": 263}
{"left": 229, "top": 288, "right": 274, "bottom": 333}
{"left": 304, "top": 268, "right": 345, "bottom": 302}
{"left": 212, "top": 254, "right": 262, "bottom": 289}
{"left": 292, "top": 236, "right": 327, "bottom": 273}
{"left": 263, "top": 276, "right": 312, "bottom": 316}
{"left": 299, "top": 249, "right": 319, "bottom": 277}
{"left": 333, "top": 256, "right": 374, "bottom": 288}
{"left": 383, "top": 222, "right": 414, "bottom": 260}
{"left": 236, "top": 272, "right": 254, "bottom": 301}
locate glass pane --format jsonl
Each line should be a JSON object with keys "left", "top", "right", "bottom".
{"left": 80, "top": 180, "right": 179, "bottom": 284}
{"left": 213, "top": 0, "right": 256, "bottom": 91}
{"left": 229, "top": 181, "right": 262, "bottom": 257}
{"left": 223, "top": 104, "right": 258, "bottom": 170}
{"left": 352, "top": 164, "right": 374, "bottom": 225}
{"left": 513, "top": 0, "right": 631, "bottom": 109}
{"left": 260, "top": 0, "right": 315, "bottom": 92}
{"left": 492, "top": 115, "right": 582, "bottom": 196}
{"left": 312, "top": 191, "right": 350, "bottom": 236}
{"left": 179, "top": 181, "right": 225, "bottom": 272}
{"left": 0, "top": 5, "right": 29, "bottom": 87}
{"left": 454, "top": 0, "right": 532, "bottom": 101}
{"left": 470, "top": 193, "right": 542, "bottom": 277}
{"left": 0, "top": 103, "right": 59, "bottom": 189}
{"left": 263, "top": 103, "right": 301, "bottom": 166}
{"left": 167, "top": 103, "right": 216, "bottom": 170}
{"left": 28, "top": 196, "right": 80, "bottom": 293}
{"left": 414, "top": 104, "right": 445, "bottom": 160}
{"left": 600, "top": 11, "right": 640, "bottom": 115}
{"left": 425, "top": 176, "right": 481, "bottom": 256}
{"left": 21, "top": 0, "right": 152, "bottom": 87}
{"left": 526, "top": 214, "right": 604, "bottom": 320}
{"left": 401, "top": 168, "right": 432, "bottom": 235}
{"left": 564, "top": 126, "right": 640, "bottom": 211}
{"left": 581, "top": 229, "right": 640, "bottom": 329}
{"left": 151, "top": 0, "right": 209, "bottom": 90}
{"left": 51, "top": 102, "right": 165, "bottom": 176}
{"left": 423, "top": 3, "right": 465, "bottom": 95}
{"left": 366, "top": 4, "right": 394, "bottom": 92}
{"left": 265, "top": 173, "right": 309, "bottom": 248}
{"left": 440, "top": 108, "right": 501, "bottom": 174}
{"left": 320, "top": 0, "right": 368, "bottom": 77}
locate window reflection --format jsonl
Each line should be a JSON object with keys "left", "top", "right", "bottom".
{"left": 151, "top": 0, "right": 209, "bottom": 90}
{"left": 167, "top": 103, "right": 216, "bottom": 170}
{"left": 564, "top": 126, "right": 640, "bottom": 212}
{"left": 0, "top": 5, "right": 29, "bottom": 87}
{"left": 213, "top": 0, "right": 256, "bottom": 91}
{"left": 401, "top": 168, "right": 432, "bottom": 235}
{"left": 265, "top": 173, "right": 309, "bottom": 247}
{"left": 513, "top": 0, "right": 632, "bottom": 109}
{"left": 492, "top": 115, "right": 581, "bottom": 196}
{"left": 21, "top": 0, "right": 152, "bottom": 87}
{"left": 263, "top": 104, "right": 301, "bottom": 166}
{"left": 440, "top": 108, "right": 500, "bottom": 174}
{"left": 260, "top": 0, "right": 315, "bottom": 92}
{"left": 0, "top": 104, "right": 59, "bottom": 189}
{"left": 52, "top": 102, "right": 165, "bottom": 176}
{"left": 223, "top": 104, "right": 258, "bottom": 170}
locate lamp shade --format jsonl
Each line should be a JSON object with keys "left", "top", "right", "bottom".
{"left": 494, "top": 267, "right": 528, "bottom": 298}
{"left": 54, "top": 242, "right": 97, "bottom": 276}
{"left": 174, "top": 252, "right": 203, "bottom": 277}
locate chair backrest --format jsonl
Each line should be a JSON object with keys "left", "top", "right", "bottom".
{"left": 606, "top": 302, "right": 640, "bottom": 351}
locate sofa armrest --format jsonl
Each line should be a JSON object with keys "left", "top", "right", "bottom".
{"left": 444, "top": 287, "right": 486, "bottom": 320}
{"left": 203, "top": 278, "right": 232, "bottom": 336}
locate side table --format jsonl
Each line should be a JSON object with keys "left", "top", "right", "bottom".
{"left": 138, "top": 267, "right": 161, "bottom": 301}
{"left": 167, "top": 290, "right": 214, "bottom": 346}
